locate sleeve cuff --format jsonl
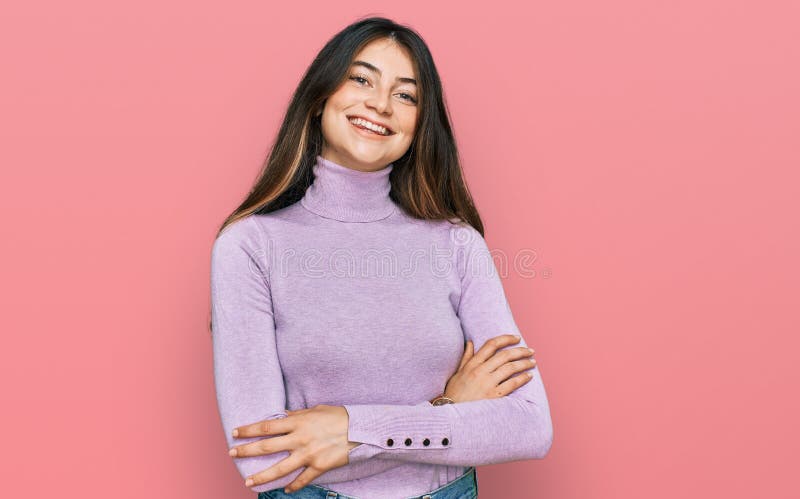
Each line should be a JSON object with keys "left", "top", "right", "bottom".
{"left": 343, "top": 404, "right": 453, "bottom": 463}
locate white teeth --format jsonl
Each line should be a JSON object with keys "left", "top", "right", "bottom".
{"left": 349, "top": 117, "right": 390, "bottom": 135}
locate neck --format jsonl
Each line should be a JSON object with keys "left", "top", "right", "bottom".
{"left": 300, "top": 155, "right": 397, "bottom": 222}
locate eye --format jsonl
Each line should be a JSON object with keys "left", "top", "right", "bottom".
{"left": 349, "top": 74, "right": 369, "bottom": 85}
{"left": 349, "top": 73, "right": 418, "bottom": 104}
{"left": 397, "top": 92, "right": 418, "bottom": 104}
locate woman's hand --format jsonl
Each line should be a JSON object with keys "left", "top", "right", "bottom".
{"left": 440, "top": 334, "right": 537, "bottom": 403}
{"left": 228, "top": 405, "right": 359, "bottom": 493}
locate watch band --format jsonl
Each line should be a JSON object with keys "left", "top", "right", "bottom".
{"left": 431, "top": 396, "right": 455, "bottom": 406}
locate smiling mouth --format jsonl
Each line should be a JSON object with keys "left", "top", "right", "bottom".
{"left": 346, "top": 115, "right": 395, "bottom": 136}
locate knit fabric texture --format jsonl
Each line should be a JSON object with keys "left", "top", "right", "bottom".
{"left": 210, "top": 154, "right": 553, "bottom": 498}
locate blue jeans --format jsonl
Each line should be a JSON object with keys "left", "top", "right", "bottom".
{"left": 257, "top": 466, "right": 478, "bottom": 499}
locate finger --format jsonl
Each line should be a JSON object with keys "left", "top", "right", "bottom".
{"left": 490, "top": 358, "right": 537, "bottom": 383}
{"left": 495, "top": 370, "right": 535, "bottom": 396}
{"left": 483, "top": 345, "right": 536, "bottom": 373}
{"left": 245, "top": 452, "right": 305, "bottom": 488}
{"left": 458, "top": 340, "right": 473, "bottom": 370}
{"left": 284, "top": 464, "right": 325, "bottom": 494}
{"left": 471, "top": 334, "right": 521, "bottom": 364}
{"left": 230, "top": 433, "right": 293, "bottom": 458}
{"left": 234, "top": 415, "right": 295, "bottom": 439}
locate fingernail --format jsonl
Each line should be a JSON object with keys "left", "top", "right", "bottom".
{"left": 528, "top": 348, "right": 535, "bottom": 354}
{"left": 232, "top": 428, "right": 239, "bottom": 437}
{"left": 527, "top": 372, "right": 533, "bottom": 377}
{"left": 245, "top": 478, "right": 254, "bottom": 487}
{"left": 228, "top": 448, "right": 237, "bottom": 457}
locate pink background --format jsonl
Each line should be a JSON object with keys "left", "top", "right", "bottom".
{"left": 2, "top": 1, "right": 798, "bottom": 498}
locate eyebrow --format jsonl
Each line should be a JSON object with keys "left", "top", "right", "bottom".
{"left": 351, "top": 60, "right": 417, "bottom": 86}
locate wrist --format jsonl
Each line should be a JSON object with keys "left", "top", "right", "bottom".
{"left": 429, "top": 393, "right": 447, "bottom": 404}
{"left": 430, "top": 395, "right": 456, "bottom": 406}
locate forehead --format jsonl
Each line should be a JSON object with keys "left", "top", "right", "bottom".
{"left": 352, "top": 38, "right": 417, "bottom": 79}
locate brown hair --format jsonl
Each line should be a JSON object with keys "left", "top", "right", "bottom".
{"left": 215, "top": 16, "right": 484, "bottom": 238}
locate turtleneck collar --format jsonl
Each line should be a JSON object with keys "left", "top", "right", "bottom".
{"left": 300, "top": 155, "right": 397, "bottom": 222}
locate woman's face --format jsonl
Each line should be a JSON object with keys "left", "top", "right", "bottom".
{"left": 319, "top": 38, "right": 419, "bottom": 172}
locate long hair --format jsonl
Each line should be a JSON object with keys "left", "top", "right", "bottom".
{"left": 215, "top": 16, "right": 484, "bottom": 238}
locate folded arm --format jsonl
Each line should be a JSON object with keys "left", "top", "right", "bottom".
{"left": 344, "top": 224, "right": 554, "bottom": 466}
{"left": 210, "top": 217, "right": 416, "bottom": 493}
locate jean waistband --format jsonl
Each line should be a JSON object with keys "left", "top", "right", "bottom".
{"left": 257, "top": 466, "right": 477, "bottom": 499}
{"left": 406, "top": 466, "right": 477, "bottom": 499}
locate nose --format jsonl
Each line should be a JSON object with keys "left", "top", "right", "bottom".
{"left": 365, "top": 87, "right": 392, "bottom": 116}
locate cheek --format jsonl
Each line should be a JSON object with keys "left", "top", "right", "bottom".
{"left": 320, "top": 116, "right": 344, "bottom": 145}
{"left": 329, "top": 88, "right": 358, "bottom": 108}
{"left": 321, "top": 91, "right": 348, "bottom": 118}
{"left": 398, "top": 111, "right": 418, "bottom": 136}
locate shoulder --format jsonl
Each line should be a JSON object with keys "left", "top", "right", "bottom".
{"left": 214, "top": 215, "right": 262, "bottom": 249}
{"left": 392, "top": 210, "right": 481, "bottom": 242}
{"left": 210, "top": 215, "right": 273, "bottom": 272}
{"left": 446, "top": 220, "right": 485, "bottom": 253}
{"left": 395, "top": 216, "right": 489, "bottom": 280}
{"left": 445, "top": 222, "right": 497, "bottom": 283}
{"left": 391, "top": 213, "right": 488, "bottom": 263}
{"left": 214, "top": 204, "right": 301, "bottom": 248}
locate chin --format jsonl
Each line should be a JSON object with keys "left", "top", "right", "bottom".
{"left": 350, "top": 155, "right": 387, "bottom": 169}
{"left": 344, "top": 146, "right": 390, "bottom": 165}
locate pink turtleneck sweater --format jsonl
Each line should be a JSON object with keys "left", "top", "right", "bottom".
{"left": 210, "top": 155, "right": 553, "bottom": 498}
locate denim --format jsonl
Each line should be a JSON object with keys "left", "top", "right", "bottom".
{"left": 257, "top": 466, "right": 478, "bottom": 499}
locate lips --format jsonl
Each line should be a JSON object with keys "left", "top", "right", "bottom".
{"left": 346, "top": 115, "right": 395, "bottom": 135}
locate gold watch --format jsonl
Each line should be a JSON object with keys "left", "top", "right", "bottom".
{"left": 431, "top": 395, "right": 455, "bottom": 406}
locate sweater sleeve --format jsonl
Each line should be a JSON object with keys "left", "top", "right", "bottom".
{"left": 343, "top": 224, "right": 554, "bottom": 466}
{"left": 211, "top": 217, "right": 413, "bottom": 493}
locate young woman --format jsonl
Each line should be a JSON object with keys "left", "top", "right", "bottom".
{"left": 210, "top": 16, "right": 553, "bottom": 499}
